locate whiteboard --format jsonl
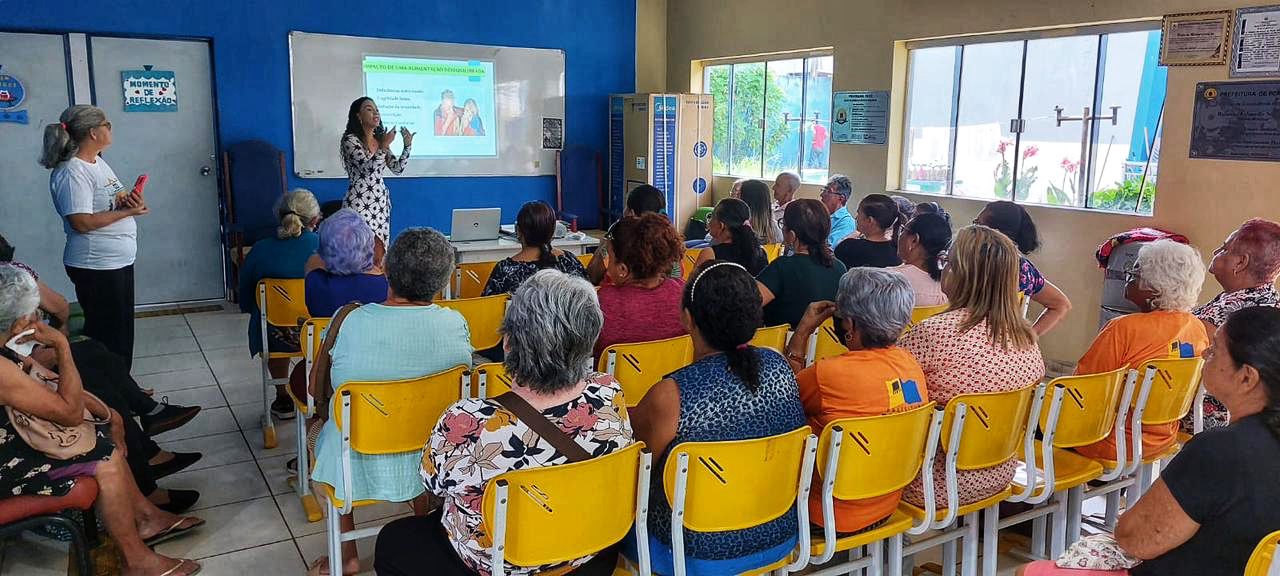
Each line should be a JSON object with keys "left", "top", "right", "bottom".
{"left": 288, "top": 31, "right": 564, "bottom": 178}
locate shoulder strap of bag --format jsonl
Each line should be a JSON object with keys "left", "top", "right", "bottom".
{"left": 494, "top": 391, "right": 591, "bottom": 463}
{"left": 309, "top": 303, "right": 361, "bottom": 418}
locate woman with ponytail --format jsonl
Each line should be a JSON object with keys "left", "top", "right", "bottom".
{"left": 482, "top": 201, "right": 586, "bottom": 295}
{"left": 890, "top": 211, "right": 953, "bottom": 306}
{"left": 238, "top": 189, "right": 320, "bottom": 420}
{"left": 1019, "top": 305, "right": 1280, "bottom": 576}
{"left": 43, "top": 105, "right": 149, "bottom": 366}
{"left": 627, "top": 260, "right": 805, "bottom": 575}
{"left": 834, "top": 193, "right": 905, "bottom": 269}
{"left": 757, "top": 199, "right": 847, "bottom": 329}
{"left": 693, "top": 198, "right": 768, "bottom": 275}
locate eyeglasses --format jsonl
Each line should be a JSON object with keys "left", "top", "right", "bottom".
{"left": 1124, "top": 264, "right": 1141, "bottom": 284}
{"left": 98, "top": 121, "right": 112, "bottom": 131}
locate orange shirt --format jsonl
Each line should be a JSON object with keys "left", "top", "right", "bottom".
{"left": 797, "top": 346, "right": 929, "bottom": 533}
{"left": 1073, "top": 310, "right": 1208, "bottom": 461}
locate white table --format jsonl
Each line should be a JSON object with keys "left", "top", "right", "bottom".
{"left": 450, "top": 234, "right": 600, "bottom": 264}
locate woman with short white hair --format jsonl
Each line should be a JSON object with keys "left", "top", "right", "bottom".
{"left": 1075, "top": 239, "right": 1209, "bottom": 461}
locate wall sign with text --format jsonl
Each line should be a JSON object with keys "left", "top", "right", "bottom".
{"left": 831, "top": 91, "right": 889, "bottom": 145}
{"left": 1190, "top": 81, "right": 1280, "bottom": 162}
{"left": 122, "top": 66, "right": 178, "bottom": 112}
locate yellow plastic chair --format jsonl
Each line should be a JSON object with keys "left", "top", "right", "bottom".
{"left": 899, "top": 384, "right": 1037, "bottom": 576}
{"left": 439, "top": 294, "right": 510, "bottom": 351}
{"left": 1005, "top": 368, "right": 1130, "bottom": 558}
{"left": 1245, "top": 529, "right": 1280, "bottom": 576}
{"left": 680, "top": 248, "right": 701, "bottom": 281}
{"left": 454, "top": 261, "right": 500, "bottom": 300}
{"left": 664, "top": 427, "right": 819, "bottom": 575}
{"left": 805, "top": 318, "right": 847, "bottom": 366}
{"left": 597, "top": 335, "right": 693, "bottom": 406}
{"left": 762, "top": 243, "right": 783, "bottom": 262}
{"left": 806, "top": 404, "right": 943, "bottom": 576}
{"left": 910, "top": 304, "right": 950, "bottom": 327}
{"left": 484, "top": 443, "right": 653, "bottom": 576}
{"left": 316, "top": 365, "right": 471, "bottom": 574}
{"left": 751, "top": 324, "right": 790, "bottom": 353}
{"left": 257, "top": 279, "right": 309, "bottom": 450}
{"left": 472, "top": 362, "right": 513, "bottom": 398}
{"left": 577, "top": 252, "right": 594, "bottom": 269}
{"left": 283, "top": 316, "right": 330, "bottom": 523}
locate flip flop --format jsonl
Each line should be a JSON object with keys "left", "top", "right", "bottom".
{"left": 143, "top": 517, "right": 205, "bottom": 547}
{"left": 158, "top": 559, "right": 201, "bottom": 576}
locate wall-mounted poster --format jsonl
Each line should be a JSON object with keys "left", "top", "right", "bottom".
{"left": 0, "top": 65, "right": 28, "bottom": 124}
{"left": 1231, "top": 5, "right": 1280, "bottom": 77}
{"left": 1161, "top": 11, "right": 1233, "bottom": 66}
{"left": 1189, "top": 81, "right": 1280, "bottom": 162}
{"left": 831, "top": 91, "right": 888, "bottom": 145}
{"left": 121, "top": 65, "right": 177, "bottom": 112}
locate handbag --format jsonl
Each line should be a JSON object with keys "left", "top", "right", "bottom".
{"left": 1055, "top": 533, "right": 1142, "bottom": 570}
{"left": 307, "top": 303, "right": 361, "bottom": 422}
{"left": 1, "top": 353, "right": 111, "bottom": 460}
{"left": 492, "top": 391, "right": 591, "bottom": 463}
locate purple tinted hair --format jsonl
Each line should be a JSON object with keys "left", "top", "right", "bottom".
{"left": 318, "top": 208, "right": 374, "bottom": 275}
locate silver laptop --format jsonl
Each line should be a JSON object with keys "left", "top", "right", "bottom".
{"left": 450, "top": 208, "right": 501, "bottom": 242}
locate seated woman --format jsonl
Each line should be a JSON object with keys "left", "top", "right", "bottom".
{"left": 303, "top": 208, "right": 388, "bottom": 318}
{"left": 1019, "top": 306, "right": 1280, "bottom": 576}
{"left": 628, "top": 261, "right": 806, "bottom": 574}
{"left": 889, "top": 212, "right": 952, "bottom": 307}
{"left": 1075, "top": 240, "right": 1209, "bottom": 462}
{"left": 375, "top": 270, "right": 633, "bottom": 576}
{"left": 784, "top": 267, "right": 929, "bottom": 535}
{"left": 589, "top": 184, "right": 669, "bottom": 284}
{"left": 687, "top": 179, "right": 749, "bottom": 250}
{"left": 900, "top": 225, "right": 1045, "bottom": 509}
{"left": 482, "top": 201, "right": 586, "bottom": 296}
{"left": 693, "top": 198, "right": 768, "bottom": 275}
{"left": 739, "top": 179, "right": 783, "bottom": 245}
{"left": 976, "top": 201, "right": 1072, "bottom": 336}
{"left": 239, "top": 188, "right": 321, "bottom": 421}
{"left": 309, "top": 227, "right": 472, "bottom": 576}
{"left": 758, "top": 199, "right": 848, "bottom": 329}
{"left": 594, "top": 213, "right": 686, "bottom": 358}
{"left": 834, "top": 193, "right": 905, "bottom": 269}
{"left": 0, "top": 266, "right": 203, "bottom": 576}
{"left": 1186, "top": 218, "right": 1280, "bottom": 432}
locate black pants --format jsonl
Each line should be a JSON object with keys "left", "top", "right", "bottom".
{"left": 65, "top": 264, "right": 135, "bottom": 370}
{"left": 374, "top": 510, "right": 618, "bottom": 576}
{"left": 69, "top": 339, "right": 160, "bottom": 495}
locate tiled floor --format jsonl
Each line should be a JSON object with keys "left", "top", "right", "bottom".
{"left": 0, "top": 306, "right": 1043, "bottom": 575}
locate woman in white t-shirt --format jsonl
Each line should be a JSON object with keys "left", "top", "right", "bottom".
{"left": 40, "top": 105, "right": 149, "bottom": 365}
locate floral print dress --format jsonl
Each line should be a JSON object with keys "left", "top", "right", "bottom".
{"left": 340, "top": 134, "right": 410, "bottom": 242}
{"left": 1186, "top": 285, "right": 1280, "bottom": 432}
{"left": 422, "top": 374, "right": 633, "bottom": 576}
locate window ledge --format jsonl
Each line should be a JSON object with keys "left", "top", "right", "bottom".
{"left": 888, "top": 189, "right": 1155, "bottom": 219}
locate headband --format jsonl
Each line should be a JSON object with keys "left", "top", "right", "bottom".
{"left": 689, "top": 261, "right": 748, "bottom": 303}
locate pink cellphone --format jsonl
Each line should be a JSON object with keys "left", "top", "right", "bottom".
{"left": 132, "top": 174, "right": 149, "bottom": 194}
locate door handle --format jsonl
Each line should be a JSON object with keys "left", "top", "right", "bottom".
{"left": 200, "top": 166, "right": 212, "bottom": 177}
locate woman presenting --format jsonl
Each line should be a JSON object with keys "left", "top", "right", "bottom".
{"left": 40, "top": 105, "right": 148, "bottom": 367}
{"left": 340, "top": 97, "right": 414, "bottom": 243}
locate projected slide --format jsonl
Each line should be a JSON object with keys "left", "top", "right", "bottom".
{"left": 363, "top": 56, "right": 497, "bottom": 157}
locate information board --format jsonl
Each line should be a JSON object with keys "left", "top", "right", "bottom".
{"left": 1189, "top": 81, "right": 1280, "bottom": 162}
{"left": 831, "top": 91, "right": 889, "bottom": 145}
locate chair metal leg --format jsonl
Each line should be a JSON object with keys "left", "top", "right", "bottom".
{"left": 887, "top": 534, "right": 904, "bottom": 576}
{"left": 1050, "top": 494, "right": 1069, "bottom": 558}
{"left": 961, "top": 512, "right": 979, "bottom": 576}
{"left": 942, "top": 540, "right": 957, "bottom": 576}
{"left": 1030, "top": 516, "right": 1046, "bottom": 558}
{"left": 295, "top": 414, "right": 321, "bottom": 523}
{"left": 1065, "top": 487, "right": 1084, "bottom": 548}
{"left": 1104, "top": 491, "right": 1121, "bottom": 530}
{"left": 981, "top": 506, "right": 999, "bottom": 576}
{"left": 326, "top": 500, "right": 342, "bottom": 573}
{"left": 868, "top": 540, "right": 884, "bottom": 576}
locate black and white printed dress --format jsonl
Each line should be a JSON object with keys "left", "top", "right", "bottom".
{"left": 340, "top": 133, "right": 411, "bottom": 242}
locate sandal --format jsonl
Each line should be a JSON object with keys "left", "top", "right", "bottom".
{"left": 158, "top": 558, "right": 201, "bottom": 576}
{"left": 143, "top": 517, "right": 206, "bottom": 547}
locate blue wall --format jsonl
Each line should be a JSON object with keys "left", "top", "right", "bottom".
{"left": 10, "top": 0, "right": 636, "bottom": 232}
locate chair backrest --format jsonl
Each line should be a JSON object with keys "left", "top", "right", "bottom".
{"left": 1039, "top": 368, "right": 1129, "bottom": 448}
{"left": 819, "top": 402, "right": 937, "bottom": 500}
{"left": 473, "top": 362, "right": 512, "bottom": 398}
{"left": 763, "top": 244, "right": 783, "bottom": 262}
{"left": 941, "top": 385, "right": 1036, "bottom": 471}
{"left": 456, "top": 261, "right": 500, "bottom": 300}
{"left": 1140, "top": 357, "right": 1205, "bottom": 425}
{"left": 257, "top": 279, "right": 308, "bottom": 327}
{"left": 577, "top": 253, "right": 593, "bottom": 269}
{"left": 1244, "top": 529, "right": 1280, "bottom": 576}
{"left": 482, "top": 442, "right": 646, "bottom": 567}
{"left": 663, "top": 426, "right": 813, "bottom": 532}
{"left": 680, "top": 248, "right": 700, "bottom": 281}
{"left": 910, "top": 304, "right": 950, "bottom": 327}
{"left": 811, "top": 318, "right": 847, "bottom": 364}
{"left": 438, "top": 294, "right": 510, "bottom": 351}
{"left": 597, "top": 335, "right": 693, "bottom": 406}
{"left": 303, "top": 317, "right": 331, "bottom": 362}
{"left": 752, "top": 324, "right": 790, "bottom": 353}
{"left": 332, "top": 365, "right": 469, "bottom": 454}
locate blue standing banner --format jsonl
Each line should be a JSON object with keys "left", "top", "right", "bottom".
{"left": 122, "top": 65, "right": 178, "bottom": 112}
{"left": 608, "top": 96, "right": 625, "bottom": 221}
{"left": 652, "top": 95, "right": 677, "bottom": 214}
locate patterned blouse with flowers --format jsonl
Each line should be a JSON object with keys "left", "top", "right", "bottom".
{"left": 1184, "top": 284, "right": 1280, "bottom": 432}
{"left": 421, "top": 374, "right": 633, "bottom": 576}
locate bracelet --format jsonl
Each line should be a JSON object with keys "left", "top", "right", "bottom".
{"left": 785, "top": 349, "right": 807, "bottom": 364}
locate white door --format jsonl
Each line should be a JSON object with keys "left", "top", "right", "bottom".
{"left": 0, "top": 32, "right": 77, "bottom": 298}
{"left": 88, "top": 36, "right": 223, "bottom": 305}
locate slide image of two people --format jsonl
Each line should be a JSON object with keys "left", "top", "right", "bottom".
{"left": 433, "top": 90, "right": 485, "bottom": 137}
